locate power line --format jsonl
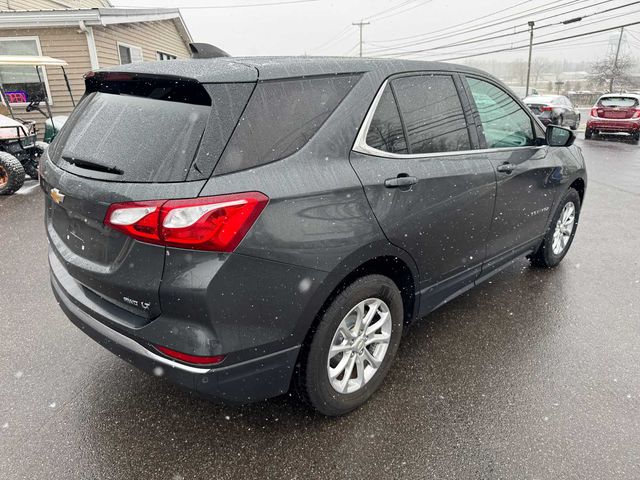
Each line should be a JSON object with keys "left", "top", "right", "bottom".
{"left": 365, "top": 0, "right": 433, "bottom": 22}
{"left": 371, "top": 1, "right": 640, "bottom": 57}
{"left": 341, "top": 41, "right": 360, "bottom": 57}
{"left": 307, "top": 0, "right": 430, "bottom": 55}
{"left": 368, "top": 0, "right": 596, "bottom": 48}
{"left": 371, "top": 0, "right": 534, "bottom": 44}
{"left": 435, "top": 18, "right": 640, "bottom": 61}
{"left": 363, "top": 0, "right": 422, "bottom": 21}
{"left": 403, "top": 9, "right": 639, "bottom": 60}
{"left": 366, "top": 0, "right": 621, "bottom": 55}
{"left": 307, "top": 25, "right": 353, "bottom": 53}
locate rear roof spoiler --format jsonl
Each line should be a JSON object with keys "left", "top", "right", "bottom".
{"left": 189, "top": 43, "right": 230, "bottom": 59}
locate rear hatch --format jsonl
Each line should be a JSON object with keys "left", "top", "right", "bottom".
{"left": 594, "top": 96, "right": 640, "bottom": 119}
{"left": 44, "top": 68, "right": 255, "bottom": 323}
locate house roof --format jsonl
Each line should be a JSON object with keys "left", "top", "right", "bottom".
{"left": 0, "top": 7, "right": 192, "bottom": 42}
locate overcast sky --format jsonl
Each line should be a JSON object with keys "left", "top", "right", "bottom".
{"left": 111, "top": 0, "right": 640, "bottom": 63}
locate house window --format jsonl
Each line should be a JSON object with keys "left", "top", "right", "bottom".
{"left": 157, "top": 51, "right": 177, "bottom": 61}
{"left": 118, "top": 43, "right": 143, "bottom": 64}
{"left": 0, "top": 36, "right": 50, "bottom": 105}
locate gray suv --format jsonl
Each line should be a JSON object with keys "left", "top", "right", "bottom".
{"left": 42, "top": 57, "right": 586, "bottom": 416}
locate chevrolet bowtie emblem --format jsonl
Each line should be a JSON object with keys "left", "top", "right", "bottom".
{"left": 50, "top": 188, "right": 65, "bottom": 205}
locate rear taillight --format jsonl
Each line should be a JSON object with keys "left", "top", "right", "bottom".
{"left": 632, "top": 108, "right": 640, "bottom": 118}
{"left": 104, "top": 192, "right": 268, "bottom": 252}
{"left": 540, "top": 106, "right": 553, "bottom": 112}
{"left": 155, "top": 345, "right": 225, "bottom": 366}
{"left": 590, "top": 107, "right": 600, "bottom": 117}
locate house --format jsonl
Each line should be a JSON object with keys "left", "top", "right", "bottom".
{"left": 0, "top": 0, "right": 193, "bottom": 136}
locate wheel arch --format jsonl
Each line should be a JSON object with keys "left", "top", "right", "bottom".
{"left": 292, "top": 241, "right": 420, "bottom": 375}
{"left": 569, "top": 177, "right": 586, "bottom": 203}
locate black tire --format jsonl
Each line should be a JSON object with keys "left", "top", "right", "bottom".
{"left": 299, "top": 274, "right": 404, "bottom": 416}
{"left": 530, "top": 188, "right": 581, "bottom": 268}
{"left": 24, "top": 141, "right": 48, "bottom": 179}
{"left": 570, "top": 115, "right": 579, "bottom": 130}
{"left": 632, "top": 132, "right": 640, "bottom": 144}
{"left": 585, "top": 128, "right": 593, "bottom": 139}
{"left": 0, "top": 151, "right": 25, "bottom": 195}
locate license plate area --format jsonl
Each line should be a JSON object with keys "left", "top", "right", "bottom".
{"left": 605, "top": 111, "right": 628, "bottom": 119}
{"left": 65, "top": 220, "right": 87, "bottom": 254}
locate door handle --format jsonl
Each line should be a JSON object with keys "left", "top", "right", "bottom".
{"left": 496, "top": 163, "right": 516, "bottom": 174}
{"left": 384, "top": 175, "right": 418, "bottom": 188}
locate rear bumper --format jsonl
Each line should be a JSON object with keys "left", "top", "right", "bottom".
{"left": 586, "top": 117, "right": 640, "bottom": 133}
{"left": 533, "top": 113, "right": 554, "bottom": 125}
{"left": 50, "top": 265, "right": 301, "bottom": 404}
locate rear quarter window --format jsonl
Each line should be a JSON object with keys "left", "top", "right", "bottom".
{"left": 214, "top": 74, "right": 361, "bottom": 175}
{"left": 366, "top": 85, "right": 408, "bottom": 154}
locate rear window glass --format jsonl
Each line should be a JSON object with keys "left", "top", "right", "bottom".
{"left": 599, "top": 96, "right": 639, "bottom": 107}
{"left": 214, "top": 74, "right": 360, "bottom": 175}
{"left": 53, "top": 92, "right": 210, "bottom": 182}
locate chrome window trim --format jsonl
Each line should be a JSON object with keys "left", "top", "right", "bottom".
{"left": 353, "top": 75, "right": 547, "bottom": 160}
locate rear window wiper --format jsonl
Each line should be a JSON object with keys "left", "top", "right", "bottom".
{"left": 62, "top": 157, "right": 124, "bottom": 175}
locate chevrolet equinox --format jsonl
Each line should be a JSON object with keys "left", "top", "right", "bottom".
{"left": 42, "top": 57, "right": 587, "bottom": 416}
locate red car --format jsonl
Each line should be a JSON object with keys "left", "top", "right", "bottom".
{"left": 585, "top": 94, "right": 640, "bottom": 143}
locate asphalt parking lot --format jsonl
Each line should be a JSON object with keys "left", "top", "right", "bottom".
{"left": 1, "top": 136, "right": 638, "bottom": 480}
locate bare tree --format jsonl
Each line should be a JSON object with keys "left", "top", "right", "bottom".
{"left": 509, "top": 59, "right": 528, "bottom": 84}
{"left": 531, "top": 58, "right": 548, "bottom": 85}
{"left": 590, "top": 53, "right": 635, "bottom": 92}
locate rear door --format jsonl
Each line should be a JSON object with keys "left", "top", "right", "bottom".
{"left": 350, "top": 73, "right": 496, "bottom": 312}
{"left": 43, "top": 74, "right": 254, "bottom": 322}
{"left": 462, "top": 76, "right": 562, "bottom": 271}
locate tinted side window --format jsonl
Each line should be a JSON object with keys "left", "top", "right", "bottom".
{"left": 467, "top": 78, "right": 535, "bottom": 149}
{"left": 215, "top": 74, "right": 360, "bottom": 175}
{"left": 391, "top": 75, "right": 471, "bottom": 154}
{"left": 366, "top": 85, "right": 408, "bottom": 154}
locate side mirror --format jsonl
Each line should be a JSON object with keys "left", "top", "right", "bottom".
{"left": 546, "top": 125, "right": 575, "bottom": 147}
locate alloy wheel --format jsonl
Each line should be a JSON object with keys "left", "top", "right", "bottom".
{"left": 327, "top": 297, "right": 392, "bottom": 394}
{"left": 552, "top": 201, "right": 575, "bottom": 255}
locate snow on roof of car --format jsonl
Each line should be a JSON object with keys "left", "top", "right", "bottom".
{"left": 98, "top": 56, "right": 486, "bottom": 83}
{"left": 598, "top": 93, "right": 640, "bottom": 99}
{"left": 523, "top": 95, "right": 562, "bottom": 104}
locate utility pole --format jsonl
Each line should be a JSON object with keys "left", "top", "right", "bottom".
{"left": 525, "top": 21, "right": 535, "bottom": 97}
{"left": 610, "top": 26, "right": 625, "bottom": 93}
{"left": 352, "top": 20, "right": 370, "bottom": 57}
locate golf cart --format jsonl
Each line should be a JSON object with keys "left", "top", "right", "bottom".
{"left": 0, "top": 55, "right": 75, "bottom": 195}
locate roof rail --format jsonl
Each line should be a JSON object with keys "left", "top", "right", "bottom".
{"left": 189, "top": 43, "right": 230, "bottom": 59}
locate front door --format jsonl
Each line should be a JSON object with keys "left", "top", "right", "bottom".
{"left": 350, "top": 73, "right": 496, "bottom": 313}
{"left": 463, "top": 76, "right": 563, "bottom": 270}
